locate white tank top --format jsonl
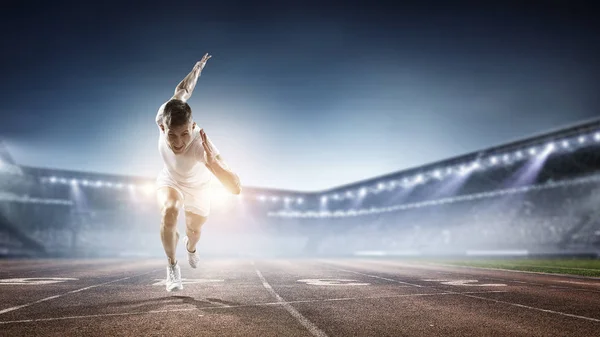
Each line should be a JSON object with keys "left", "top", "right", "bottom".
{"left": 155, "top": 102, "right": 219, "bottom": 187}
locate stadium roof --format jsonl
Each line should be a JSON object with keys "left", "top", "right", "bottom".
{"left": 316, "top": 116, "right": 600, "bottom": 194}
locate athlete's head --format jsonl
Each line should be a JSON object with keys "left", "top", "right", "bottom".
{"left": 159, "top": 99, "right": 196, "bottom": 154}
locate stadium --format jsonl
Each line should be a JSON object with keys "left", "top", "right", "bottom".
{"left": 1, "top": 117, "right": 599, "bottom": 336}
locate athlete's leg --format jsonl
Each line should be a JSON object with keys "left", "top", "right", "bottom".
{"left": 157, "top": 187, "right": 183, "bottom": 265}
{"left": 184, "top": 211, "right": 207, "bottom": 253}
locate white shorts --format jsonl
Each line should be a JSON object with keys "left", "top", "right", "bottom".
{"left": 156, "top": 170, "right": 212, "bottom": 217}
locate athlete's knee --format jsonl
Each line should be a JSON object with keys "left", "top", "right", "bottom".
{"left": 185, "top": 213, "right": 207, "bottom": 233}
{"left": 161, "top": 203, "right": 180, "bottom": 227}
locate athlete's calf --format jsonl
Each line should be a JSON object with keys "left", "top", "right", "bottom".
{"left": 184, "top": 211, "right": 207, "bottom": 253}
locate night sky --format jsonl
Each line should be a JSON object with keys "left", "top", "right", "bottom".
{"left": 1, "top": 0, "right": 598, "bottom": 191}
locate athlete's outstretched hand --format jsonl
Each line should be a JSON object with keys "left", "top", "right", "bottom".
{"left": 200, "top": 129, "right": 218, "bottom": 165}
{"left": 195, "top": 53, "right": 212, "bottom": 71}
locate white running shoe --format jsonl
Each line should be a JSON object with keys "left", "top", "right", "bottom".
{"left": 165, "top": 262, "right": 183, "bottom": 292}
{"left": 183, "top": 236, "right": 200, "bottom": 269}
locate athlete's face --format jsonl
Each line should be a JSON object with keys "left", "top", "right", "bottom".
{"left": 162, "top": 121, "right": 196, "bottom": 154}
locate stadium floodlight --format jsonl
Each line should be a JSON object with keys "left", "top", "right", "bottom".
{"left": 359, "top": 187, "right": 367, "bottom": 197}
{"left": 258, "top": 195, "right": 266, "bottom": 202}
{"left": 377, "top": 182, "right": 385, "bottom": 190}
{"left": 471, "top": 162, "right": 480, "bottom": 170}
{"left": 59, "top": 178, "right": 67, "bottom": 184}
{"left": 128, "top": 184, "right": 135, "bottom": 190}
{"left": 297, "top": 198, "right": 303, "bottom": 204}
{"left": 333, "top": 194, "right": 339, "bottom": 200}
{"left": 490, "top": 156, "right": 497, "bottom": 165}
{"left": 345, "top": 191, "right": 354, "bottom": 198}
{"left": 503, "top": 154, "right": 510, "bottom": 162}
{"left": 95, "top": 181, "right": 103, "bottom": 187}
{"left": 106, "top": 182, "right": 113, "bottom": 188}
{"left": 515, "top": 151, "right": 523, "bottom": 158}
{"left": 270, "top": 196, "right": 279, "bottom": 202}
{"left": 579, "top": 136, "right": 586, "bottom": 144}
{"left": 415, "top": 174, "right": 423, "bottom": 183}
{"left": 82, "top": 180, "right": 89, "bottom": 186}
{"left": 446, "top": 167, "right": 453, "bottom": 174}
{"left": 70, "top": 179, "right": 78, "bottom": 186}
{"left": 284, "top": 197, "right": 291, "bottom": 203}
{"left": 434, "top": 170, "right": 442, "bottom": 178}
{"left": 528, "top": 147, "right": 537, "bottom": 156}
{"left": 561, "top": 140, "right": 569, "bottom": 148}
{"left": 595, "top": 132, "right": 600, "bottom": 141}
{"left": 49, "top": 176, "right": 57, "bottom": 183}
{"left": 320, "top": 195, "right": 328, "bottom": 203}
{"left": 545, "top": 142, "right": 555, "bottom": 152}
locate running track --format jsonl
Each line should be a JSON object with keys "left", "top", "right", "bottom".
{"left": 1, "top": 258, "right": 599, "bottom": 336}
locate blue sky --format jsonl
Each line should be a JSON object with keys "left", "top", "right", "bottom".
{"left": 1, "top": 1, "right": 598, "bottom": 191}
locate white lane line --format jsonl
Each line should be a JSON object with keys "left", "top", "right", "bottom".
{"left": 509, "top": 265, "right": 600, "bottom": 272}
{"left": 460, "top": 293, "right": 600, "bottom": 323}
{"left": 472, "top": 275, "right": 600, "bottom": 293}
{"left": 555, "top": 280, "right": 600, "bottom": 286}
{"left": 323, "top": 261, "right": 600, "bottom": 323}
{"left": 0, "top": 269, "right": 157, "bottom": 315}
{"left": 455, "top": 275, "right": 600, "bottom": 293}
{"left": 483, "top": 277, "right": 600, "bottom": 293}
{"left": 424, "top": 263, "right": 600, "bottom": 280}
{"left": 0, "top": 290, "right": 508, "bottom": 324}
{"left": 0, "top": 308, "right": 198, "bottom": 324}
{"left": 321, "top": 263, "right": 423, "bottom": 288}
{"left": 358, "top": 260, "right": 600, "bottom": 292}
{"left": 252, "top": 261, "right": 329, "bottom": 337}
{"left": 269, "top": 290, "right": 507, "bottom": 305}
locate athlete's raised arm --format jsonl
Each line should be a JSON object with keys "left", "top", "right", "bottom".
{"left": 200, "top": 129, "right": 242, "bottom": 195}
{"left": 172, "top": 53, "right": 212, "bottom": 102}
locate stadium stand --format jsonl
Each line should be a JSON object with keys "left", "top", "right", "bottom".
{"left": 0, "top": 118, "right": 599, "bottom": 258}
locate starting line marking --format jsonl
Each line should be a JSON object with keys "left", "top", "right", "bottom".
{"left": 423, "top": 279, "right": 507, "bottom": 287}
{"left": 297, "top": 279, "right": 370, "bottom": 286}
{"left": 152, "top": 279, "right": 224, "bottom": 286}
{"left": 0, "top": 270, "right": 156, "bottom": 315}
{"left": 0, "top": 278, "right": 78, "bottom": 285}
{"left": 0, "top": 290, "right": 509, "bottom": 325}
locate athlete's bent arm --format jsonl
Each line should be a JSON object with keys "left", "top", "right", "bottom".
{"left": 207, "top": 155, "right": 242, "bottom": 195}
{"left": 172, "top": 53, "right": 211, "bottom": 102}
{"left": 200, "top": 129, "right": 242, "bottom": 195}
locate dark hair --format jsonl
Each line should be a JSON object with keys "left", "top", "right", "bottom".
{"left": 163, "top": 99, "right": 192, "bottom": 128}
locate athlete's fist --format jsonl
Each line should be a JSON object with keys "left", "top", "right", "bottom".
{"left": 195, "top": 53, "right": 212, "bottom": 71}
{"left": 200, "top": 129, "right": 217, "bottom": 165}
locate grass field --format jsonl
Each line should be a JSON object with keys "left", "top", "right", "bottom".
{"left": 436, "top": 258, "right": 600, "bottom": 277}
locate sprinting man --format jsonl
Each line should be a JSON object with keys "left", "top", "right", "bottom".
{"left": 155, "top": 53, "right": 241, "bottom": 291}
